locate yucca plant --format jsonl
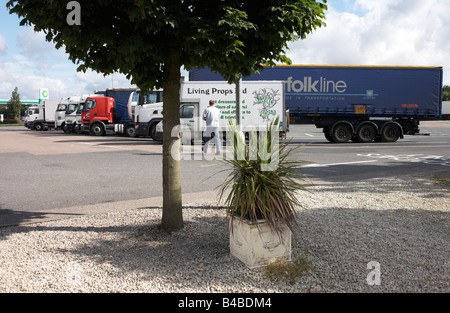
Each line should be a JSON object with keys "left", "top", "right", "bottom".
{"left": 218, "top": 116, "right": 307, "bottom": 238}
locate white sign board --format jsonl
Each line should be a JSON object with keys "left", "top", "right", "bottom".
{"left": 181, "top": 81, "right": 285, "bottom": 130}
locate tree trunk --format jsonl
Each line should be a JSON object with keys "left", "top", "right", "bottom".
{"left": 161, "top": 43, "right": 183, "bottom": 232}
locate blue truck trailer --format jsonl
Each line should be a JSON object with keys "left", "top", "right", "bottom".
{"left": 189, "top": 65, "right": 443, "bottom": 143}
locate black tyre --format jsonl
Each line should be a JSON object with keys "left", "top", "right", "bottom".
{"left": 356, "top": 124, "right": 377, "bottom": 143}
{"left": 62, "top": 123, "right": 70, "bottom": 133}
{"left": 125, "top": 125, "right": 136, "bottom": 137}
{"left": 90, "top": 123, "right": 105, "bottom": 136}
{"left": 381, "top": 123, "right": 400, "bottom": 142}
{"left": 149, "top": 123, "right": 157, "bottom": 140}
{"left": 73, "top": 124, "right": 80, "bottom": 134}
{"left": 324, "top": 131, "right": 335, "bottom": 143}
{"left": 331, "top": 124, "right": 352, "bottom": 143}
{"left": 34, "top": 123, "right": 43, "bottom": 131}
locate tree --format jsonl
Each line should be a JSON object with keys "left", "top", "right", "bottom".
{"left": 7, "top": 87, "right": 21, "bottom": 119}
{"left": 443, "top": 85, "right": 450, "bottom": 101}
{"left": 7, "top": 0, "right": 327, "bottom": 232}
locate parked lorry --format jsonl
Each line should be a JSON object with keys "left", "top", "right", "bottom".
{"left": 24, "top": 99, "right": 60, "bottom": 131}
{"left": 63, "top": 101, "right": 85, "bottom": 133}
{"left": 81, "top": 94, "right": 163, "bottom": 137}
{"left": 55, "top": 96, "right": 88, "bottom": 130}
{"left": 189, "top": 65, "right": 443, "bottom": 143}
{"left": 131, "top": 90, "right": 164, "bottom": 139}
{"left": 89, "top": 88, "right": 138, "bottom": 136}
{"left": 154, "top": 80, "right": 288, "bottom": 142}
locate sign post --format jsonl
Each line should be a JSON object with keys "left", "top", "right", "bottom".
{"left": 39, "top": 88, "right": 49, "bottom": 103}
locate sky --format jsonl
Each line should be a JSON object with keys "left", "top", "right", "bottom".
{"left": 0, "top": 0, "right": 449, "bottom": 101}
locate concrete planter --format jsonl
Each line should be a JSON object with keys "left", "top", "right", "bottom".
{"left": 229, "top": 218, "right": 292, "bottom": 269}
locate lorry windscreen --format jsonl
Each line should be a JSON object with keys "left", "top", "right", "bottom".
{"left": 83, "top": 100, "right": 96, "bottom": 112}
{"left": 57, "top": 104, "right": 67, "bottom": 111}
{"left": 66, "top": 104, "right": 78, "bottom": 114}
{"left": 139, "top": 91, "right": 163, "bottom": 105}
{"left": 77, "top": 104, "right": 84, "bottom": 114}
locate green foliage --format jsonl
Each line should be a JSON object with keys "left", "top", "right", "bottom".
{"left": 218, "top": 117, "right": 308, "bottom": 237}
{"left": 443, "top": 85, "right": 450, "bottom": 101}
{"left": 7, "top": 87, "right": 21, "bottom": 119}
{"left": 7, "top": 0, "right": 328, "bottom": 90}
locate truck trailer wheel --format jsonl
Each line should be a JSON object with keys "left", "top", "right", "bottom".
{"left": 356, "top": 124, "right": 377, "bottom": 143}
{"left": 381, "top": 123, "right": 401, "bottom": 142}
{"left": 331, "top": 124, "right": 352, "bottom": 143}
{"left": 323, "top": 128, "right": 335, "bottom": 143}
{"left": 90, "top": 123, "right": 105, "bottom": 136}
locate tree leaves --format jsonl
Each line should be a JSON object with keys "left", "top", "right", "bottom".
{"left": 6, "top": 0, "right": 327, "bottom": 91}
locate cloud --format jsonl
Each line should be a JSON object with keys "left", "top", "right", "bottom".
{"left": 0, "top": 35, "right": 6, "bottom": 55}
{"left": 287, "top": 0, "right": 450, "bottom": 84}
{"left": 0, "top": 26, "right": 135, "bottom": 100}
{"left": 16, "top": 28, "right": 60, "bottom": 71}
{"left": 75, "top": 70, "right": 136, "bottom": 93}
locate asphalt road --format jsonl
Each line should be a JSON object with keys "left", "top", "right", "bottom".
{"left": 0, "top": 121, "right": 449, "bottom": 226}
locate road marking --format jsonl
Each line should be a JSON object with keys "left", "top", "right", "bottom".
{"left": 303, "top": 160, "right": 378, "bottom": 168}
{"left": 201, "top": 164, "right": 220, "bottom": 168}
{"left": 304, "top": 133, "right": 314, "bottom": 137}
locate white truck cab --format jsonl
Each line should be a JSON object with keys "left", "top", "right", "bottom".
{"left": 130, "top": 90, "right": 164, "bottom": 139}
{"left": 24, "top": 106, "right": 38, "bottom": 129}
{"left": 24, "top": 100, "right": 60, "bottom": 131}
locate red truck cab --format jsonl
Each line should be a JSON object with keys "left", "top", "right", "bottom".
{"left": 82, "top": 96, "right": 115, "bottom": 135}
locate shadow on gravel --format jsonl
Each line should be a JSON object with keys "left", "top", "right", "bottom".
{"left": 57, "top": 206, "right": 447, "bottom": 292}
{"left": 0, "top": 208, "right": 83, "bottom": 232}
{"left": 0, "top": 201, "right": 448, "bottom": 292}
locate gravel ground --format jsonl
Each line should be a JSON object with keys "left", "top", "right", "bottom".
{"left": 0, "top": 174, "right": 448, "bottom": 293}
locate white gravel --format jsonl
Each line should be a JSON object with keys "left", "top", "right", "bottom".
{"left": 0, "top": 174, "right": 448, "bottom": 293}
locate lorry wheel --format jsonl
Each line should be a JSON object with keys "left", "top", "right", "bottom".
{"left": 63, "top": 123, "right": 70, "bottom": 133}
{"left": 381, "top": 123, "right": 400, "bottom": 142}
{"left": 324, "top": 131, "right": 335, "bottom": 143}
{"left": 149, "top": 123, "right": 157, "bottom": 140}
{"left": 331, "top": 124, "right": 352, "bottom": 143}
{"left": 90, "top": 123, "right": 105, "bottom": 136}
{"left": 125, "top": 125, "right": 136, "bottom": 137}
{"left": 34, "top": 123, "right": 43, "bottom": 131}
{"left": 323, "top": 128, "right": 336, "bottom": 143}
{"left": 356, "top": 124, "right": 377, "bottom": 143}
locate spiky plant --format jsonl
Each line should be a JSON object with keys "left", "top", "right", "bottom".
{"left": 218, "top": 117, "right": 307, "bottom": 238}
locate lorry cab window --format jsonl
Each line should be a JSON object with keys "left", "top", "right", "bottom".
{"left": 76, "top": 104, "right": 84, "bottom": 114}
{"left": 84, "top": 99, "right": 96, "bottom": 111}
{"left": 66, "top": 104, "right": 77, "bottom": 114}
{"left": 139, "top": 91, "right": 163, "bottom": 105}
{"left": 57, "top": 104, "right": 67, "bottom": 111}
{"left": 180, "top": 105, "right": 194, "bottom": 118}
